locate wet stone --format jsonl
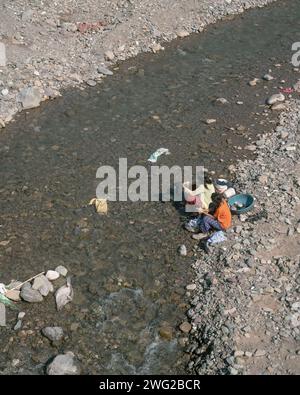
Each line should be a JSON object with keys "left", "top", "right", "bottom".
{"left": 97, "top": 65, "right": 113, "bottom": 76}
{"left": 266, "top": 93, "right": 285, "bottom": 105}
{"left": 248, "top": 78, "right": 259, "bottom": 86}
{"left": 46, "top": 352, "right": 81, "bottom": 375}
{"left": 179, "top": 245, "right": 187, "bottom": 256}
{"left": 42, "top": 326, "right": 64, "bottom": 342}
{"left": 55, "top": 266, "right": 68, "bottom": 277}
{"left": 14, "top": 320, "right": 22, "bottom": 331}
{"left": 86, "top": 80, "right": 97, "bottom": 87}
{"left": 46, "top": 270, "right": 60, "bottom": 281}
{"left": 20, "top": 285, "right": 43, "bottom": 303}
{"left": 5, "top": 289, "right": 21, "bottom": 301}
{"left": 179, "top": 322, "right": 192, "bottom": 333}
{"left": 18, "top": 312, "right": 26, "bottom": 320}
{"left": 186, "top": 284, "right": 197, "bottom": 291}
{"left": 32, "top": 275, "right": 53, "bottom": 296}
{"left": 159, "top": 326, "right": 173, "bottom": 341}
{"left": 263, "top": 74, "right": 274, "bottom": 81}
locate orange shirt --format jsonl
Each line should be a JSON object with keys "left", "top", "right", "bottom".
{"left": 214, "top": 200, "right": 232, "bottom": 230}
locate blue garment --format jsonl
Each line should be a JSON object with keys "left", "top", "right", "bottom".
{"left": 207, "top": 231, "right": 227, "bottom": 245}
{"left": 197, "top": 215, "right": 222, "bottom": 233}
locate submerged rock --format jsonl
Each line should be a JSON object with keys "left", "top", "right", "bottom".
{"left": 42, "top": 326, "right": 64, "bottom": 342}
{"left": 179, "top": 322, "right": 192, "bottom": 333}
{"left": 97, "top": 65, "right": 113, "bottom": 76}
{"left": 159, "top": 326, "right": 173, "bottom": 340}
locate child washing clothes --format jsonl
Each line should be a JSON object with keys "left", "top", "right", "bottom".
{"left": 184, "top": 174, "right": 215, "bottom": 213}
{"left": 185, "top": 192, "right": 232, "bottom": 239}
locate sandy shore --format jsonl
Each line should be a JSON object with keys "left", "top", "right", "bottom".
{"left": 0, "top": 0, "right": 277, "bottom": 126}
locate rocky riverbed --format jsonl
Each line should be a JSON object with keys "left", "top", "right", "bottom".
{"left": 1, "top": 0, "right": 300, "bottom": 376}
{"left": 0, "top": 0, "right": 278, "bottom": 126}
{"left": 186, "top": 100, "right": 300, "bottom": 375}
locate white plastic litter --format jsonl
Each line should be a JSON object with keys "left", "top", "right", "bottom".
{"left": 224, "top": 188, "right": 236, "bottom": 199}
{"left": 0, "top": 283, "right": 6, "bottom": 295}
{"left": 148, "top": 148, "right": 170, "bottom": 163}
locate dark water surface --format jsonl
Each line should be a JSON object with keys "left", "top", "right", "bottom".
{"left": 0, "top": 0, "right": 300, "bottom": 374}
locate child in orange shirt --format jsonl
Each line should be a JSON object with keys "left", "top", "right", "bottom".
{"left": 213, "top": 194, "right": 232, "bottom": 230}
{"left": 185, "top": 193, "right": 231, "bottom": 238}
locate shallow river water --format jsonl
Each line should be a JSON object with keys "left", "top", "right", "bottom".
{"left": 0, "top": 0, "right": 300, "bottom": 374}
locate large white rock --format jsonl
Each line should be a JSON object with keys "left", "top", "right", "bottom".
{"left": 46, "top": 270, "right": 60, "bottom": 281}
{"left": 46, "top": 352, "right": 81, "bottom": 375}
{"left": 32, "top": 275, "right": 54, "bottom": 296}
{"left": 55, "top": 265, "right": 68, "bottom": 277}
{"left": 17, "top": 87, "right": 42, "bottom": 109}
{"left": 266, "top": 93, "right": 285, "bottom": 105}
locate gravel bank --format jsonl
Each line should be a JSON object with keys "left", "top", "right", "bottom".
{"left": 0, "top": 0, "right": 278, "bottom": 126}
{"left": 186, "top": 99, "right": 300, "bottom": 375}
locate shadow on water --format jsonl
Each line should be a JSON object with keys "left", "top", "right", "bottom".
{"left": 0, "top": 0, "right": 300, "bottom": 374}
